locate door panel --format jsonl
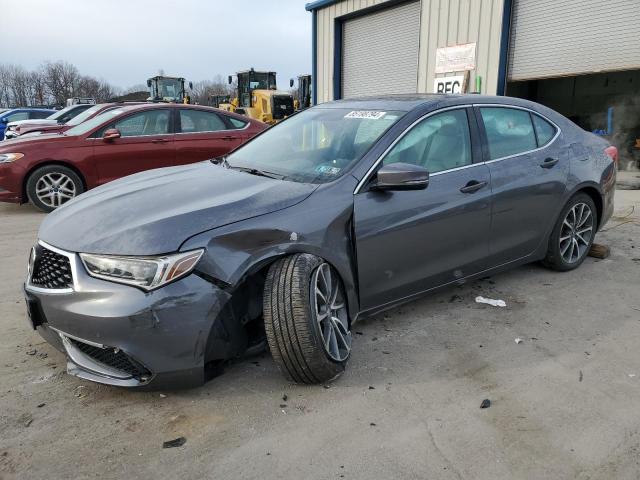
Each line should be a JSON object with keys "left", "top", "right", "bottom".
{"left": 93, "top": 109, "right": 174, "bottom": 185}
{"left": 354, "top": 164, "right": 492, "bottom": 310}
{"left": 478, "top": 107, "right": 569, "bottom": 264}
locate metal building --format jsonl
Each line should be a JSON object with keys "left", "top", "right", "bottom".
{"left": 306, "top": 0, "right": 640, "bottom": 168}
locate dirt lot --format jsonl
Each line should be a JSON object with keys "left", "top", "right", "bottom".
{"left": 1, "top": 188, "right": 639, "bottom": 480}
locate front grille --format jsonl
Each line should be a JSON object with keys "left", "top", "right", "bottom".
{"left": 272, "top": 95, "right": 294, "bottom": 120}
{"left": 69, "top": 338, "right": 151, "bottom": 379}
{"left": 30, "top": 245, "right": 73, "bottom": 289}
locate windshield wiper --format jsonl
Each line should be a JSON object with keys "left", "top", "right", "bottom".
{"left": 226, "top": 165, "right": 285, "bottom": 180}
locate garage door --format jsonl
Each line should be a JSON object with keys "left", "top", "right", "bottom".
{"left": 508, "top": 0, "right": 640, "bottom": 81}
{"left": 342, "top": 1, "right": 420, "bottom": 98}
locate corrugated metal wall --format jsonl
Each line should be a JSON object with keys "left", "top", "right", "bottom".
{"left": 508, "top": 0, "right": 640, "bottom": 81}
{"left": 316, "top": 0, "right": 388, "bottom": 103}
{"left": 342, "top": 1, "right": 421, "bottom": 97}
{"left": 314, "top": 0, "right": 505, "bottom": 103}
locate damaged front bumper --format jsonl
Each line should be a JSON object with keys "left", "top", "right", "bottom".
{"left": 24, "top": 246, "right": 238, "bottom": 389}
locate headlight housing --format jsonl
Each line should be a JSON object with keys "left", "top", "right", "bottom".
{"left": 0, "top": 153, "right": 24, "bottom": 163}
{"left": 79, "top": 249, "right": 204, "bottom": 290}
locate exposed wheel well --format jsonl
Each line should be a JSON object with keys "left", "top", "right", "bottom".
{"left": 22, "top": 161, "right": 87, "bottom": 203}
{"left": 203, "top": 253, "right": 351, "bottom": 365}
{"left": 577, "top": 186, "right": 603, "bottom": 229}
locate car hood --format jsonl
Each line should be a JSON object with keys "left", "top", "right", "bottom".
{"left": 8, "top": 119, "right": 57, "bottom": 128}
{"left": 38, "top": 161, "right": 318, "bottom": 255}
{"left": 0, "top": 132, "right": 78, "bottom": 149}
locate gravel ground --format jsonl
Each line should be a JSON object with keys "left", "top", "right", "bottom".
{"left": 0, "top": 188, "right": 639, "bottom": 480}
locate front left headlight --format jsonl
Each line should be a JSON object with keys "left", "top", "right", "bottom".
{"left": 0, "top": 153, "right": 24, "bottom": 163}
{"left": 80, "top": 249, "right": 204, "bottom": 290}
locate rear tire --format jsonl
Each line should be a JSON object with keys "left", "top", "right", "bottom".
{"left": 263, "top": 254, "right": 352, "bottom": 384}
{"left": 543, "top": 193, "right": 597, "bottom": 271}
{"left": 26, "top": 165, "right": 84, "bottom": 213}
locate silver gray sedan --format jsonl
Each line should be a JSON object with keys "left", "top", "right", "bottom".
{"left": 24, "top": 94, "right": 617, "bottom": 389}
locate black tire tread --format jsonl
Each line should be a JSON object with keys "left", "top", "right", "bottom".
{"left": 26, "top": 164, "right": 84, "bottom": 213}
{"left": 542, "top": 192, "right": 597, "bottom": 272}
{"left": 263, "top": 254, "right": 348, "bottom": 384}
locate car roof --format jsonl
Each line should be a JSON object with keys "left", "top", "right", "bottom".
{"left": 92, "top": 102, "right": 261, "bottom": 124}
{"left": 318, "top": 94, "right": 543, "bottom": 112}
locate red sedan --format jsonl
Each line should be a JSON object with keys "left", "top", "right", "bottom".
{"left": 0, "top": 103, "right": 266, "bottom": 212}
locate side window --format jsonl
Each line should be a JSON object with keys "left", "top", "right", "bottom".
{"left": 29, "top": 110, "right": 52, "bottom": 120}
{"left": 179, "top": 109, "right": 226, "bottom": 133}
{"left": 532, "top": 114, "right": 556, "bottom": 147}
{"left": 480, "top": 107, "right": 537, "bottom": 160}
{"left": 6, "top": 112, "right": 29, "bottom": 122}
{"left": 113, "top": 110, "right": 170, "bottom": 137}
{"left": 228, "top": 117, "right": 248, "bottom": 129}
{"left": 383, "top": 109, "right": 472, "bottom": 174}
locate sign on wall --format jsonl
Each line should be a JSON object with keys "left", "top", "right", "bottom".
{"left": 433, "top": 75, "right": 467, "bottom": 94}
{"left": 435, "top": 43, "right": 476, "bottom": 74}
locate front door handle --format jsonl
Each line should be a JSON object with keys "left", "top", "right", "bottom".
{"left": 460, "top": 180, "right": 488, "bottom": 194}
{"left": 151, "top": 138, "right": 169, "bottom": 144}
{"left": 540, "top": 157, "right": 559, "bottom": 168}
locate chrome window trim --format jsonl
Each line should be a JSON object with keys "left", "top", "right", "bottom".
{"left": 25, "top": 240, "right": 79, "bottom": 294}
{"left": 353, "top": 103, "right": 562, "bottom": 194}
{"left": 474, "top": 104, "right": 561, "bottom": 164}
{"left": 353, "top": 105, "right": 473, "bottom": 194}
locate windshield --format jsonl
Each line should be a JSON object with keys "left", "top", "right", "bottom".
{"left": 65, "top": 108, "right": 125, "bottom": 136}
{"left": 227, "top": 107, "right": 404, "bottom": 184}
{"left": 66, "top": 104, "right": 106, "bottom": 126}
{"left": 47, "top": 105, "right": 76, "bottom": 121}
{"left": 150, "top": 78, "right": 183, "bottom": 100}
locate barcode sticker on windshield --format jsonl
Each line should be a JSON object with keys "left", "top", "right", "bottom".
{"left": 344, "top": 111, "right": 386, "bottom": 120}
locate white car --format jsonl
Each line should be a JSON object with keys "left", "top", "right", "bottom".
{"left": 3, "top": 104, "right": 94, "bottom": 140}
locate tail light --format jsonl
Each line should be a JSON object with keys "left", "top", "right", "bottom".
{"left": 604, "top": 145, "right": 618, "bottom": 166}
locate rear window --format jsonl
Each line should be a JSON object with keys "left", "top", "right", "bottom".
{"left": 532, "top": 114, "right": 557, "bottom": 147}
{"left": 179, "top": 109, "right": 226, "bottom": 133}
{"left": 480, "top": 107, "right": 537, "bottom": 160}
{"left": 228, "top": 117, "right": 247, "bottom": 129}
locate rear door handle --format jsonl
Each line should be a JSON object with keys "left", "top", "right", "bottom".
{"left": 151, "top": 138, "right": 169, "bottom": 144}
{"left": 222, "top": 135, "right": 236, "bottom": 141}
{"left": 460, "top": 180, "right": 488, "bottom": 194}
{"left": 540, "top": 157, "right": 559, "bottom": 168}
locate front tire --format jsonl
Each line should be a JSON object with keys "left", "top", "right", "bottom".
{"left": 263, "top": 254, "right": 352, "bottom": 384}
{"left": 543, "top": 193, "right": 597, "bottom": 271}
{"left": 26, "top": 165, "right": 84, "bottom": 213}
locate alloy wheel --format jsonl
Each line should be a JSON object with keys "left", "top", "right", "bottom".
{"left": 310, "top": 263, "right": 351, "bottom": 362}
{"left": 559, "top": 202, "right": 594, "bottom": 264}
{"left": 35, "top": 173, "right": 77, "bottom": 208}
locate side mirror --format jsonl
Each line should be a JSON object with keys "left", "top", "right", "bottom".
{"left": 102, "top": 128, "right": 121, "bottom": 141}
{"left": 0, "top": 118, "right": 7, "bottom": 124}
{"left": 146, "top": 79, "right": 152, "bottom": 88}
{"left": 289, "top": 78, "right": 294, "bottom": 88}
{"left": 371, "top": 163, "right": 429, "bottom": 191}
{"left": 228, "top": 75, "right": 233, "bottom": 85}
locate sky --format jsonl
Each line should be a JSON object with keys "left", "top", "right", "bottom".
{"left": 0, "top": 0, "right": 312, "bottom": 90}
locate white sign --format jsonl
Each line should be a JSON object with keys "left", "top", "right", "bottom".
{"left": 433, "top": 75, "right": 465, "bottom": 94}
{"left": 435, "top": 43, "right": 476, "bottom": 74}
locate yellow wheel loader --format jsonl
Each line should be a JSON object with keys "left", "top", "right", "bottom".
{"left": 219, "top": 69, "right": 294, "bottom": 124}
